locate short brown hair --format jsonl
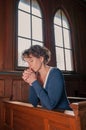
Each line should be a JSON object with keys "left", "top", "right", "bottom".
{"left": 22, "top": 45, "right": 51, "bottom": 64}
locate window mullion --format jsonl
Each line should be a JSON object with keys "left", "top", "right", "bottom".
{"left": 61, "top": 10, "right": 66, "bottom": 71}
{"left": 30, "top": 0, "right": 32, "bottom": 46}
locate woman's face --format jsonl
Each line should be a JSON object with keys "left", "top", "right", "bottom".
{"left": 24, "top": 54, "right": 43, "bottom": 72}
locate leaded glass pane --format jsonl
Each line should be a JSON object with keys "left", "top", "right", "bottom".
{"left": 65, "top": 49, "right": 73, "bottom": 71}
{"left": 32, "top": 0, "right": 41, "bottom": 17}
{"left": 32, "top": 16, "right": 43, "bottom": 41}
{"left": 18, "top": 10, "right": 31, "bottom": 38}
{"left": 18, "top": 37, "right": 31, "bottom": 67}
{"left": 63, "top": 28, "right": 71, "bottom": 49}
{"left": 54, "top": 25, "right": 63, "bottom": 47}
{"left": 62, "top": 11, "right": 69, "bottom": 29}
{"left": 56, "top": 47, "right": 65, "bottom": 70}
{"left": 54, "top": 10, "right": 61, "bottom": 26}
{"left": 18, "top": 0, "right": 30, "bottom": 13}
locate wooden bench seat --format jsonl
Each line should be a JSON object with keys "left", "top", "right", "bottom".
{"left": 1, "top": 100, "right": 86, "bottom": 130}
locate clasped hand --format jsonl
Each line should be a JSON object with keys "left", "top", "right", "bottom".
{"left": 22, "top": 68, "right": 37, "bottom": 85}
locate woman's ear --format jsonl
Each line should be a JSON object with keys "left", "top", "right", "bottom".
{"left": 40, "top": 56, "right": 44, "bottom": 63}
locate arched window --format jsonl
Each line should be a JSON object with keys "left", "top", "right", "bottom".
{"left": 17, "top": 0, "right": 44, "bottom": 67}
{"left": 54, "top": 9, "right": 74, "bottom": 72}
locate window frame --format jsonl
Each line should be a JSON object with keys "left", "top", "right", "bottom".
{"left": 15, "top": 0, "right": 44, "bottom": 70}
{"left": 53, "top": 8, "right": 76, "bottom": 73}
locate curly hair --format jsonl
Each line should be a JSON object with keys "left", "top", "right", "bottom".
{"left": 22, "top": 45, "right": 51, "bottom": 64}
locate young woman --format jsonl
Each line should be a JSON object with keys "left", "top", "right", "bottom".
{"left": 22, "top": 45, "right": 71, "bottom": 110}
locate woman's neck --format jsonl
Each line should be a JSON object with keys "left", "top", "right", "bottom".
{"left": 37, "top": 65, "right": 50, "bottom": 85}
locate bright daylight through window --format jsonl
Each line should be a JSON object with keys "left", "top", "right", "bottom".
{"left": 54, "top": 9, "right": 74, "bottom": 72}
{"left": 17, "top": 0, "right": 43, "bottom": 67}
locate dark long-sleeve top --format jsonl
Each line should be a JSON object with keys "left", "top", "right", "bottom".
{"left": 29, "top": 67, "right": 71, "bottom": 110}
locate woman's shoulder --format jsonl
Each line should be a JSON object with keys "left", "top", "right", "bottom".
{"left": 48, "top": 67, "right": 64, "bottom": 81}
{"left": 49, "top": 67, "right": 63, "bottom": 76}
{"left": 50, "top": 67, "right": 62, "bottom": 73}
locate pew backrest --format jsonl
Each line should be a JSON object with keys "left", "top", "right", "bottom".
{"left": 1, "top": 100, "right": 86, "bottom": 130}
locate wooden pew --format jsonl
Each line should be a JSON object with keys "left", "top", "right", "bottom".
{"left": 1, "top": 100, "right": 86, "bottom": 130}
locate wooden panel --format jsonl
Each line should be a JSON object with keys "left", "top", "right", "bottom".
{"left": 5, "top": 108, "right": 12, "bottom": 126}
{"left": 21, "top": 81, "right": 29, "bottom": 102}
{"left": 0, "top": 80, "right": 4, "bottom": 96}
{"left": 0, "top": 0, "right": 5, "bottom": 70}
{"left": 48, "top": 120, "right": 69, "bottom": 130}
{"left": 13, "top": 110, "right": 44, "bottom": 130}
{"left": 12, "top": 80, "right": 22, "bottom": 101}
{"left": 0, "top": 97, "right": 10, "bottom": 130}
{"left": 0, "top": 72, "right": 29, "bottom": 101}
{"left": 4, "top": 79, "right": 12, "bottom": 97}
{"left": 65, "top": 75, "right": 86, "bottom": 98}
